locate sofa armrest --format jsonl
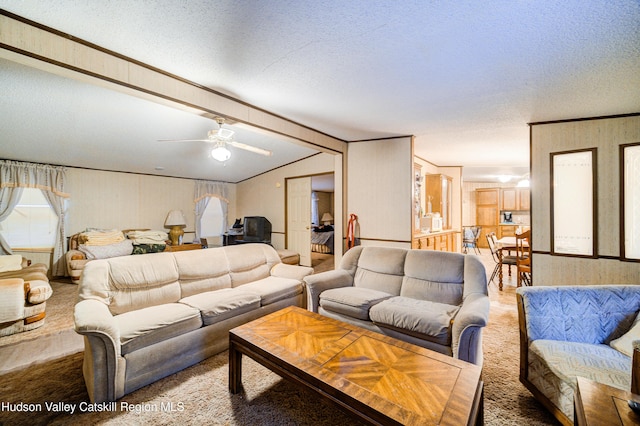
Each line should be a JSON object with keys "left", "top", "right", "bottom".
{"left": 270, "top": 263, "right": 314, "bottom": 281}
{"left": 452, "top": 292, "right": 490, "bottom": 365}
{"left": 303, "top": 270, "right": 354, "bottom": 313}
{"left": 74, "top": 299, "right": 120, "bottom": 353}
{"left": 67, "top": 249, "right": 87, "bottom": 261}
{"left": 74, "top": 299, "right": 122, "bottom": 403}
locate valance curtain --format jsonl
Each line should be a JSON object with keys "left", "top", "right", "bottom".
{"left": 194, "top": 180, "right": 229, "bottom": 241}
{"left": 0, "top": 160, "right": 69, "bottom": 276}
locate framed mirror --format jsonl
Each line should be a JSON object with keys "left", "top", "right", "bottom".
{"left": 621, "top": 143, "right": 640, "bottom": 261}
{"left": 550, "top": 148, "right": 597, "bottom": 257}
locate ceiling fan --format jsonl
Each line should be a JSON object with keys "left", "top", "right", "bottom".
{"left": 159, "top": 117, "right": 273, "bottom": 161}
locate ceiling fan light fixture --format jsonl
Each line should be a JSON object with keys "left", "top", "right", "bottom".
{"left": 211, "top": 146, "right": 231, "bottom": 162}
{"left": 217, "top": 128, "right": 235, "bottom": 140}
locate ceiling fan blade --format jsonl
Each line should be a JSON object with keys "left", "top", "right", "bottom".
{"left": 158, "top": 139, "right": 212, "bottom": 143}
{"left": 228, "top": 140, "right": 273, "bottom": 156}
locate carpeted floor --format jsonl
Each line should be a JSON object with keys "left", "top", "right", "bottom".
{"left": 0, "top": 252, "right": 560, "bottom": 425}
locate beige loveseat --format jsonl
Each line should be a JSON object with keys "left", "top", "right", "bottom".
{"left": 74, "top": 243, "right": 313, "bottom": 403}
{"left": 0, "top": 256, "right": 52, "bottom": 337}
{"left": 304, "top": 246, "right": 489, "bottom": 366}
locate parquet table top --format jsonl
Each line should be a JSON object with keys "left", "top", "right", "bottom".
{"left": 575, "top": 377, "right": 640, "bottom": 425}
{"left": 229, "top": 306, "right": 483, "bottom": 425}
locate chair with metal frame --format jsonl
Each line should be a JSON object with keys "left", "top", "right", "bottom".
{"left": 462, "top": 226, "right": 482, "bottom": 254}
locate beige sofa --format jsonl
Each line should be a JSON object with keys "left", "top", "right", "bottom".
{"left": 74, "top": 243, "right": 313, "bottom": 403}
{"left": 304, "top": 246, "right": 489, "bottom": 366}
{"left": 0, "top": 256, "right": 52, "bottom": 337}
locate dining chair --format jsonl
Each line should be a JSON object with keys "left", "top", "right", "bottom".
{"left": 515, "top": 230, "right": 531, "bottom": 287}
{"left": 486, "top": 232, "right": 517, "bottom": 290}
{"left": 462, "top": 226, "right": 482, "bottom": 254}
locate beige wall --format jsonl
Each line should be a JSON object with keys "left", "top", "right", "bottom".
{"left": 235, "top": 153, "right": 336, "bottom": 250}
{"left": 348, "top": 137, "right": 413, "bottom": 248}
{"left": 65, "top": 168, "right": 236, "bottom": 244}
{"left": 316, "top": 192, "right": 334, "bottom": 224}
{"left": 531, "top": 114, "right": 640, "bottom": 285}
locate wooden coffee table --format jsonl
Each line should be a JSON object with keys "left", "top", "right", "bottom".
{"left": 575, "top": 376, "right": 640, "bottom": 425}
{"left": 229, "top": 306, "right": 483, "bottom": 425}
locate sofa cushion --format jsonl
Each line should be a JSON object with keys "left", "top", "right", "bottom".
{"left": 180, "top": 288, "right": 260, "bottom": 325}
{"left": 238, "top": 276, "right": 303, "bottom": 306}
{"left": 531, "top": 339, "right": 631, "bottom": 392}
{"left": 320, "top": 287, "right": 393, "bottom": 320}
{"left": 401, "top": 250, "right": 465, "bottom": 305}
{"left": 528, "top": 339, "right": 632, "bottom": 421}
{"left": 116, "top": 302, "right": 202, "bottom": 355}
{"left": 352, "top": 247, "right": 406, "bottom": 295}
{"left": 370, "top": 296, "right": 460, "bottom": 346}
{"left": 0, "top": 255, "right": 23, "bottom": 273}
{"left": 226, "top": 244, "right": 281, "bottom": 287}
{"left": 174, "top": 248, "right": 232, "bottom": 297}
{"left": 610, "top": 311, "right": 640, "bottom": 357}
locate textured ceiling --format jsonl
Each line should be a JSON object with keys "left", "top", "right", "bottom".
{"left": 0, "top": 1, "right": 639, "bottom": 183}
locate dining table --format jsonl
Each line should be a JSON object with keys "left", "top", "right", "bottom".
{"left": 495, "top": 236, "right": 529, "bottom": 289}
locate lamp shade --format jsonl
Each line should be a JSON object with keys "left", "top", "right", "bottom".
{"left": 321, "top": 212, "right": 333, "bottom": 224}
{"left": 165, "top": 210, "right": 186, "bottom": 227}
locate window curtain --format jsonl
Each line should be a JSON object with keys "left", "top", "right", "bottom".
{"left": 0, "top": 187, "right": 24, "bottom": 255}
{"left": 194, "top": 180, "right": 229, "bottom": 241}
{"left": 311, "top": 191, "right": 319, "bottom": 225}
{"left": 0, "top": 160, "right": 69, "bottom": 276}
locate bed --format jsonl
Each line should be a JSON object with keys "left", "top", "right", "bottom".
{"left": 311, "top": 229, "right": 334, "bottom": 254}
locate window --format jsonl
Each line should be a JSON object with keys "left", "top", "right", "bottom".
{"left": 200, "top": 197, "right": 224, "bottom": 238}
{"left": 1, "top": 188, "right": 58, "bottom": 249}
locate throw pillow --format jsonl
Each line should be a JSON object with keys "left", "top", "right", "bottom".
{"left": 0, "top": 254, "right": 23, "bottom": 272}
{"left": 610, "top": 311, "right": 640, "bottom": 357}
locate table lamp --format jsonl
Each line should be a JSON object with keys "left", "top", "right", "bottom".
{"left": 321, "top": 212, "right": 333, "bottom": 225}
{"left": 165, "top": 210, "right": 187, "bottom": 245}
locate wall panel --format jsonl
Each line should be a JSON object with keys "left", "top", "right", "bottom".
{"left": 530, "top": 114, "right": 640, "bottom": 285}
{"left": 347, "top": 137, "right": 412, "bottom": 246}
{"left": 65, "top": 168, "right": 235, "bottom": 243}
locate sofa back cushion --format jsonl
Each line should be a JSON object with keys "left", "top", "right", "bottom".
{"left": 520, "top": 285, "right": 640, "bottom": 344}
{"left": 351, "top": 247, "right": 407, "bottom": 295}
{"left": 224, "top": 244, "right": 281, "bottom": 287}
{"left": 400, "top": 250, "right": 464, "bottom": 305}
{"left": 79, "top": 252, "right": 181, "bottom": 315}
{"left": 175, "top": 248, "right": 232, "bottom": 297}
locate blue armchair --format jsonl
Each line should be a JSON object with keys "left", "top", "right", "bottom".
{"left": 517, "top": 285, "right": 640, "bottom": 425}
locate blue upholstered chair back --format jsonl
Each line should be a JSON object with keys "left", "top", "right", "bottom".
{"left": 519, "top": 285, "right": 640, "bottom": 344}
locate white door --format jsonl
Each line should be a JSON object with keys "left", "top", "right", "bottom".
{"left": 287, "top": 177, "right": 312, "bottom": 267}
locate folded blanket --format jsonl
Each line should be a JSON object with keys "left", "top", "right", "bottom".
{"left": 80, "top": 229, "right": 125, "bottom": 246}
{"left": 126, "top": 230, "right": 168, "bottom": 245}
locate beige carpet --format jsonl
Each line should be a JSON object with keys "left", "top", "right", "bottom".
{"left": 0, "top": 253, "right": 560, "bottom": 425}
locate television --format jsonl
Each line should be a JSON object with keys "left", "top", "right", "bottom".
{"left": 239, "top": 216, "right": 272, "bottom": 243}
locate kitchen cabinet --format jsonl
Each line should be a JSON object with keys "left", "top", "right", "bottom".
{"left": 425, "top": 174, "right": 453, "bottom": 230}
{"left": 501, "top": 188, "right": 530, "bottom": 211}
{"left": 476, "top": 188, "right": 500, "bottom": 248}
{"left": 412, "top": 230, "right": 458, "bottom": 252}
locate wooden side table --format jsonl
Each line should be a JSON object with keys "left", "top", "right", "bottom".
{"left": 165, "top": 243, "right": 202, "bottom": 252}
{"left": 575, "top": 376, "right": 640, "bottom": 425}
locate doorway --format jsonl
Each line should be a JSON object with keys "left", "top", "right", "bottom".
{"left": 286, "top": 173, "right": 335, "bottom": 270}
